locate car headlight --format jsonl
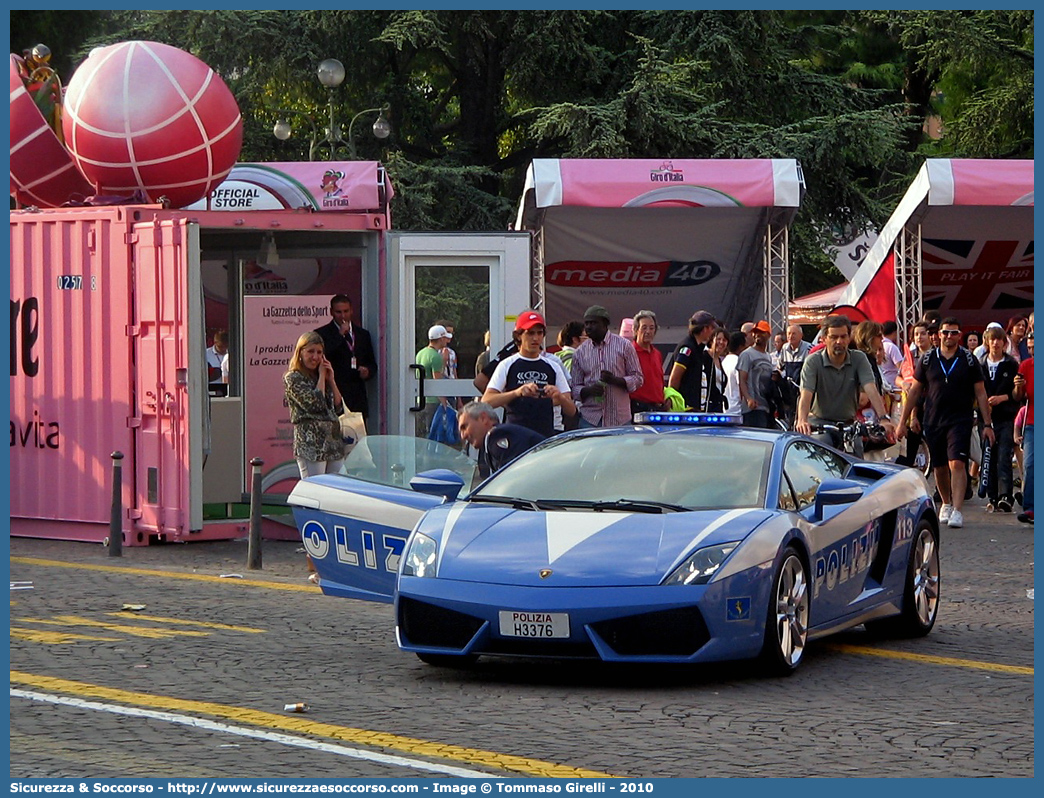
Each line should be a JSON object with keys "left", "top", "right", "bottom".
{"left": 663, "top": 543, "right": 738, "bottom": 586}
{"left": 401, "top": 532, "right": 438, "bottom": 578}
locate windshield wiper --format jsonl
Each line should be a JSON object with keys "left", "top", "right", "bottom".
{"left": 467, "top": 496, "right": 685, "bottom": 514}
{"left": 468, "top": 494, "right": 543, "bottom": 511}
{"left": 591, "top": 499, "right": 687, "bottom": 514}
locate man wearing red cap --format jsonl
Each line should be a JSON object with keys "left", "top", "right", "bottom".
{"left": 482, "top": 310, "right": 576, "bottom": 438}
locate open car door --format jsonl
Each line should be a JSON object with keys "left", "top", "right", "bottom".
{"left": 287, "top": 436, "right": 477, "bottom": 603}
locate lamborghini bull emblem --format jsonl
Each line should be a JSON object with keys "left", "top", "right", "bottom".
{"left": 539, "top": 569, "right": 553, "bottom": 579}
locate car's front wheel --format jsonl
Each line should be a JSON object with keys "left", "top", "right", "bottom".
{"left": 759, "top": 546, "right": 809, "bottom": 676}
{"left": 866, "top": 520, "right": 939, "bottom": 637}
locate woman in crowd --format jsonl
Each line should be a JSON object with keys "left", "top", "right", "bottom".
{"left": 964, "top": 331, "right": 980, "bottom": 353}
{"left": 707, "top": 327, "right": 730, "bottom": 413}
{"left": 1006, "top": 315, "right": 1030, "bottom": 362}
{"left": 555, "top": 320, "right": 585, "bottom": 374}
{"left": 284, "top": 331, "right": 346, "bottom": 479}
{"left": 853, "top": 320, "right": 886, "bottom": 403}
{"left": 284, "top": 331, "right": 347, "bottom": 582}
{"left": 978, "top": 325, "right": 1020, "bottom": 512}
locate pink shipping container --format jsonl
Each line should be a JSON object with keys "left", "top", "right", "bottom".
{"left": 10, "top": 162, "right": 392, "bottom": 545}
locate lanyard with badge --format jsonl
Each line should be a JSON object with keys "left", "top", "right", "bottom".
{"left": 935, "top": 348, "right": 960, "bottom": 384}
{"left": 343, "top": 325, "right": 357, "bottom": 370}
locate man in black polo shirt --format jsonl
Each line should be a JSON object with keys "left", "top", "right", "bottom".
{"left": 898, "top": 316, "right": 996, "bottom": 529}
{"left": 668, "top": 310, "right": 717, "bottom": 411}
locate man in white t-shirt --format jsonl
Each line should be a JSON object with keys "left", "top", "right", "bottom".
{"left": 206, "top": 330, "right": 228, "bottom": 394}
{"left": 879, "top": 321, "right": 905, "bottom": 392}
{"left": 721, "top": 331, "right": 748, "bottom": 416}
{"left": 482, "top": 311, "right": 576, "bottom": 438}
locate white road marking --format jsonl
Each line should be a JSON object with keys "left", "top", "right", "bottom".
{"left": 11, "top": 689, "right": 497, "bottom": 778}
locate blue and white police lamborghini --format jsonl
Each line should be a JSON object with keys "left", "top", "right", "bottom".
{"left": 288, "top": 414, "right": 939, "bottom": 675}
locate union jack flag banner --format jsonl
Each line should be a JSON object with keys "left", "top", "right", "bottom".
{"left": 921, "top": 236, "right": 1034, "bottom": 328}
{"left": 835, "top": 159, "right": 1033, "bottom": 332}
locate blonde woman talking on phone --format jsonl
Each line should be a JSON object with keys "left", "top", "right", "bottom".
{"left": 284, "top": 331, "right": 347, "bottom": 478}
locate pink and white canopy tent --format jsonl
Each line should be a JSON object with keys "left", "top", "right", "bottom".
{"left": 832, "top": 159, "right": 1033, "bottom": 341}
{"left": 515, "top": 158, "right": 804, "bottom": 335}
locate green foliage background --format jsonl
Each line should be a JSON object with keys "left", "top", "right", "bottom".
{"left": 11, "top": 10, "right": 1033, "bottom": 298}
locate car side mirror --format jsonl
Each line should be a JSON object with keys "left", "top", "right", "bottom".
{"left": 410, "top": 469, "right": 465, "bottom": 501}
{"left": 814, "top": 478, "right": 864, "bottom": 521}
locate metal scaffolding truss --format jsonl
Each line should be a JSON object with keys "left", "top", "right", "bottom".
{"left": 531, "top": 224, "right": 545, "bottom": 314}
{"left": 893, "top": 223, "right": 922, "bottom": 350}
{"left": 762, "top": 223, "right": 790, "bottom": 333}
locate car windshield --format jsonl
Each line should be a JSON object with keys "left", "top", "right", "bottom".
{"left": 342, "top": 435, "right": 477, "bottom": 489}
{"left": 472, "top": 431, "right": 772, "bottom": 511}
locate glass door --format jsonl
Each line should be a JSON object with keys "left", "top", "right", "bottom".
{"left": 386, "top": 233, "right": 531, "bottom": 439}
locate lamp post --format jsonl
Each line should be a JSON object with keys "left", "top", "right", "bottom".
{"left": 272, "top": 58, "right": 390, "bottom": 160}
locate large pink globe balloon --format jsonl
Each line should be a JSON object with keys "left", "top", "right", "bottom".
{"left": 62, "top": 40, "right": 243, "bottom": 208}
{"left": 9, "top": 54, "right": 94, "bottom": 207}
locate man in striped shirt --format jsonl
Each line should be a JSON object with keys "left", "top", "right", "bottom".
{"left": 570, "top": 305, "right": 643, "bottom": 427}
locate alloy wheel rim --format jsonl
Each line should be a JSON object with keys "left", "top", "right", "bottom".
{"left": 775, "top": 555, "right": 809, "bottom": 666}
{"left": 912, "top": 529, "right": 940, "bottom": 626}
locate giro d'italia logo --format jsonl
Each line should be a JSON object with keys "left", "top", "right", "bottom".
{"left": 650, "top": 161, "right": 685, "bottom": 182}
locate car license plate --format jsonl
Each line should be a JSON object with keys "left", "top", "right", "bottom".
{"left": 498, "top": 610, "right": 570, "bottom": 638}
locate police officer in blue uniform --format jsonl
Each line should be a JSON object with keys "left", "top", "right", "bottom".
{"left": 457, "top": 400, "right": 546, "bottom": 481}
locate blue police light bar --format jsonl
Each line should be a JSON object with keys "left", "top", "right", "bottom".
{"left": 633, "top": 412, "right": 742, "bottom": 426}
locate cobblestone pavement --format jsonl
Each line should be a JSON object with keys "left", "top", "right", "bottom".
{"left": 8, "top": 496, "right": 1034, "bottom": 779}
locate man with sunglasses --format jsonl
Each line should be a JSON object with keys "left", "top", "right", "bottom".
{"left": 482, "top": 310, "right": 576, "bottom": 438}
{"left": 898, "top": 317, "right": 996, "bottom": 529}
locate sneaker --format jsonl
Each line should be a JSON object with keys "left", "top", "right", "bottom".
{"left": 997, "top": 497, "right": 1013, "bottom": 513}
{"left": 1017, "top": 511, "right": 1034, "bottom": 524}
{"left": 947, "top": 509, "right": 964, "bottom": 528}
{"left": 1014, "top": 491, "right": 1024, "bottom": 507}
{"left": 939, "top": 503, "right": 953, "bottom": 523}
{"left": 985, "top": 502, "right": 995, "bottom": 513}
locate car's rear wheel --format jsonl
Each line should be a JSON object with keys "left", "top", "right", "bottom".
{"left": 759, "top": 546, "right": 809, "bottom": 676}
{"left": 866, "top": 520, "right": 939, "bottom": 637}
{"left": 416, "top": 652, "right": 477, "bottom": 668}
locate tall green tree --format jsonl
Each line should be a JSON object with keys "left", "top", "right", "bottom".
{"left": 12, "top": 10, "right": 1032, "bottom": 297}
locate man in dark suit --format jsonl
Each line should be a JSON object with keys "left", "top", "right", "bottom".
{"left": 315, "top": 295, "right": 377, "bottom": 423}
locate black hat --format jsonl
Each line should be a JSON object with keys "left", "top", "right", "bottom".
{"left": 584, "top": 305, "right": 610, "bottom": 322}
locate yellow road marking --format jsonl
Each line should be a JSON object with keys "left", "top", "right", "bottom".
{"left": 10, "top": 557, "right": 315, "bottom": 592}
{"left": 11, "top": 628, "right": 121, "bottom": 644}
{"left": 106, "top": 613, "right": 265, "bottom": 633}
{"left": 14, "top": 558, "right": 1030, "bottom": 677}
{"left": 9, "top": 671, "right": 616, "bottom": 779}
{"left": 15, "top": 615, "right": 210, "bottom": 639}
{"left": 826, "top": 643, "right": 1033, "bottom": 675}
